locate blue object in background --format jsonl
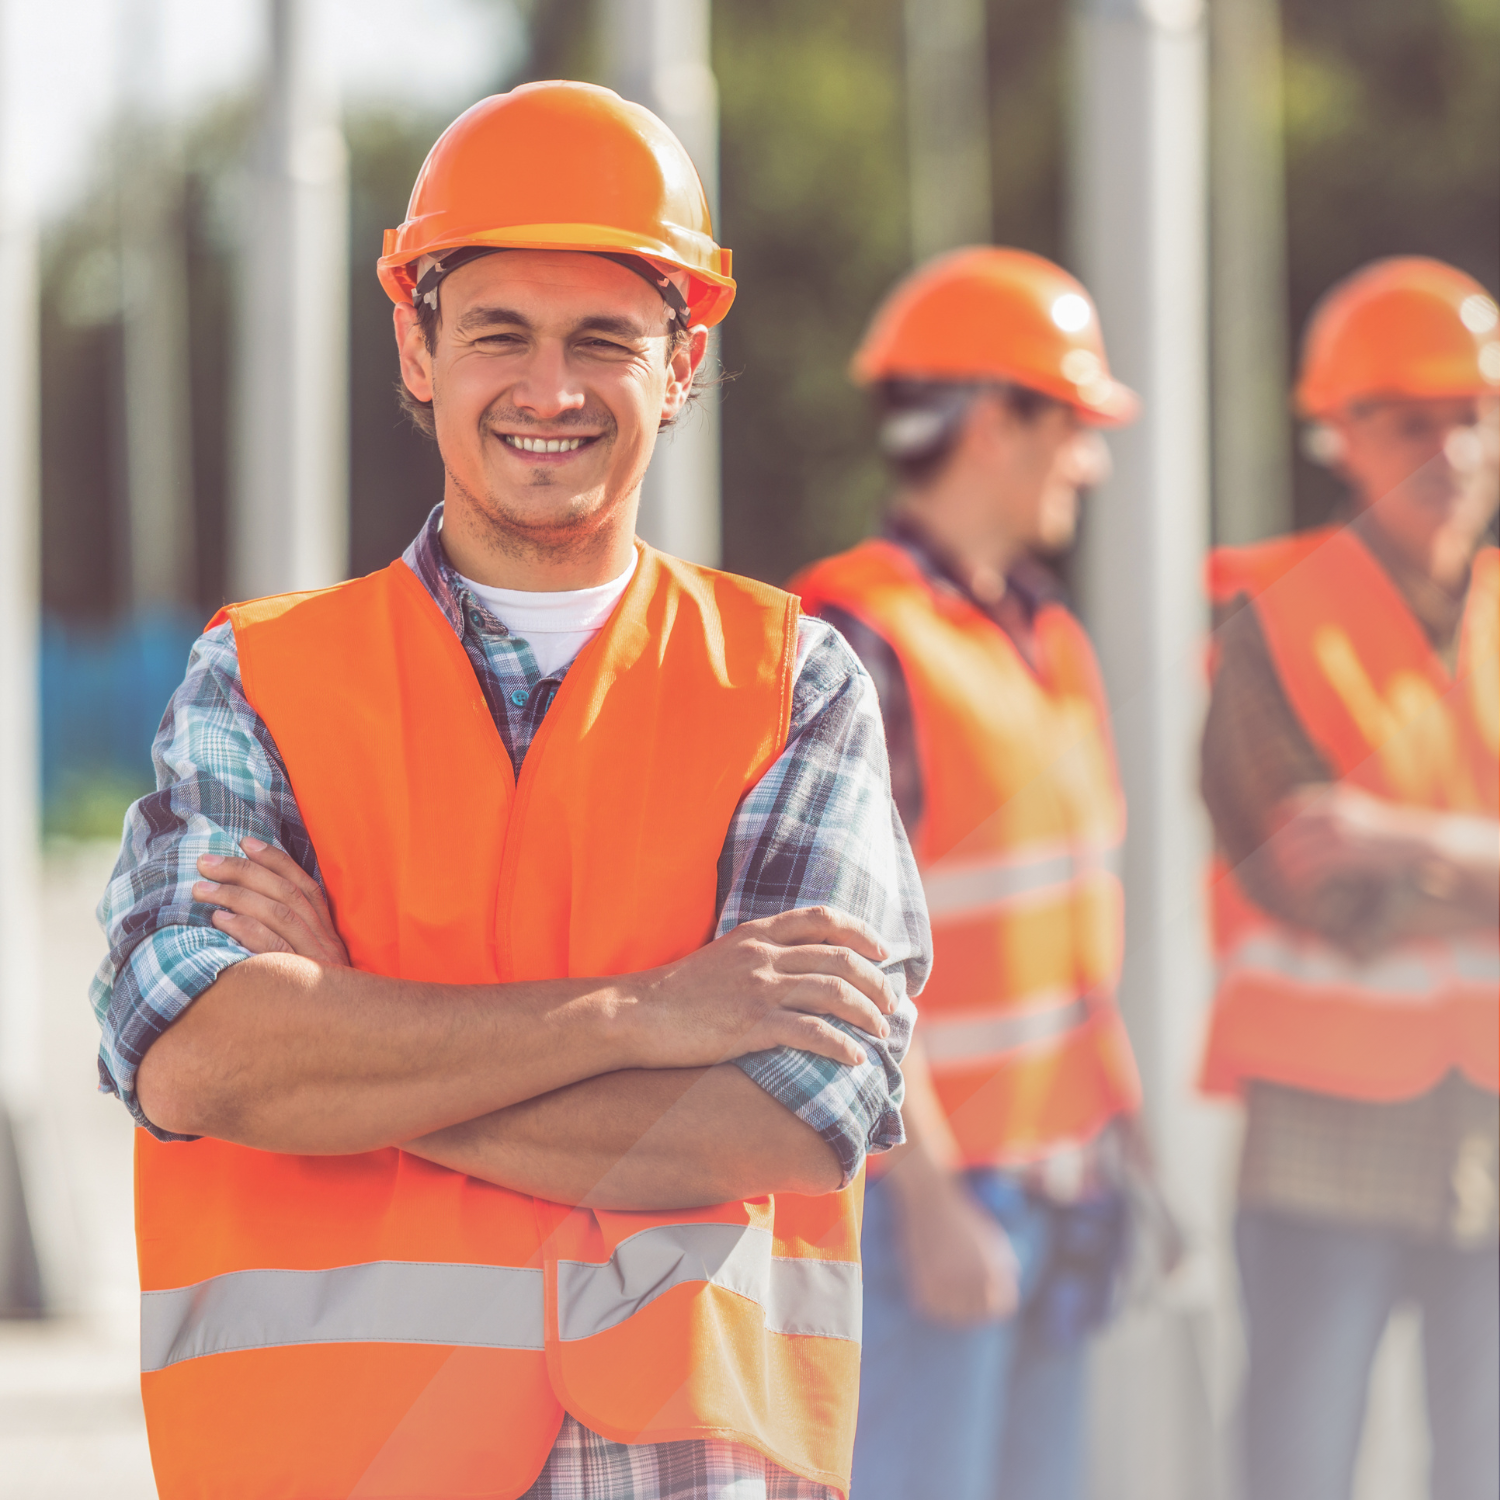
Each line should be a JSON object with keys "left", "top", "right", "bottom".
{"left": 41, "top": 610, "right": 206, "bottom": 818}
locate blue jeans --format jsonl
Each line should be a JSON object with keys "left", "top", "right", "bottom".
{"left": 1238, "top": 1208, "right": 1500, "bottom": 1500}
{"left": 852, "top": 1172, "right": 1112, "bottom": 1500}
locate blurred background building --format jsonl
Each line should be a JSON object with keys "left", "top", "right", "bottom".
{"left": 0, "top": 0, "right": 1495, "bottom": 1493}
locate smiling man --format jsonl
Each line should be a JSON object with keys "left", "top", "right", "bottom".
{"left": 91, "top": 83, "right": 927, "bottom": 1500}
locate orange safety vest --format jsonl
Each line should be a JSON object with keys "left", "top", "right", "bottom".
{"left": 793, "top": 539, "right": 1141, "bottom": 1168}
{"left": 1200, "top": 525, "right": 1500, "bottom": 1101}
{"left": 135, "top": 546, "right": 865, "bottom": 1500}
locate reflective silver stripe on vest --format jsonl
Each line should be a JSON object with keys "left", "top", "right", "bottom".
{"left": 1449, "top": 941, "right": 1500, "bottom": 985}
{"left": 140, "top": 1261, "right": 545, "bottom": 1373}
{"left": 555, "top": 1223, "right": 862, "bottom": 1344}
{"left": 922, "top": 841, "right": 1123, "bottom": 923}
{"left": 1226, "top": 934, "right": 1439, "bottom": 999}
{"left": 921, "top": 994, "right": 1091, "bottom": 1065}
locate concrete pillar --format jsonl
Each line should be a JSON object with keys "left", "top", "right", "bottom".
{"left": 118, "top": 0, "right": 196, "bottom": 609}
{"left": 1210, "top": 0, "right": 1292, "bottom": 544}
{"left": 1068, "top": 1, "right": 1226, "bottom": 1494}
{"left": 603, "top": 0, "right": 721, "bottom": 566}
{"left": 232, "top": 0, "right": 349, "bottom": 599}
{"left": 0, "top": 0, "right": 46, "bottom": 1318}
{"left": 904, "top": 0, "right": 992, "bottom": 261}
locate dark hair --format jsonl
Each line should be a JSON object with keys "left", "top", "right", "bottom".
{"left": 874, "top": 379, "right": 1062, "bottom": 487}
{"left": 396, "top": 298, "right": 697, "bottom": 441}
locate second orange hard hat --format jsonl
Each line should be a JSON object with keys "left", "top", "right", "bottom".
{"left": 851, "top": 247, "right": 1138, "bottom": 425}
{"left": 1296, "top": 257, "right": 1500, "bottom": 419}
{"left": 378, "top": 81, "right": 736, "bottom": 328}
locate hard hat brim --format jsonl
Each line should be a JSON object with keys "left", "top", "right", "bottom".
{"left": 378, "top": 222, "right": 736, "bottom": 328}
{"left": 852, "top": 354, "right": 1140, "bottom": 428}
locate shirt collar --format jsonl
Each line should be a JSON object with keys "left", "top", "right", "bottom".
{"left": 403, "top": 502, "right": 518, "bottom": 642}
{"left": 882, "top": 514, "right": 1061, "bottom": 626}
{"left": 402, "top": 503, "right": 466, "bottom": 635}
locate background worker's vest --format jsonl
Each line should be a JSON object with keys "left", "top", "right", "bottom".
{"left": 794, "top": 540, "right": 1141, "bottom": 1167}
{"left": 1200, "top": 526, "right": 1500, "bottom": 1101}
{"left": 135, "top": 547, "right": 865, "bottom": 1500}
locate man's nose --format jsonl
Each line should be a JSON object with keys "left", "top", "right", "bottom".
{"left": 1067, "top": 429, "right": 1112, "bottom": 489}
{"left": 508, "top": 343, "right": 588, "bottom": 418}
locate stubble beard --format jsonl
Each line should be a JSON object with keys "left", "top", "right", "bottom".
{"left": 442, "top": 403, "right": 636, "bottom": 567}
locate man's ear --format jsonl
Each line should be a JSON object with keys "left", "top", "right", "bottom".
{"left": 661, "top": 326, "right": 709, "bottom": 424}
{"left": 394, "top": 303, "right": 435, "bottom": 403}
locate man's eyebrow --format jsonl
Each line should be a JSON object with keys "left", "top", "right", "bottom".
{"left": 453, "top": 305, "right": 534, "bottom": 335}
{"left": 453, "top": 305, "right": 656, "bottom": 341}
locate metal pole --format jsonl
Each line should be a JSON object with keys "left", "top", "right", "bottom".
{"left": 0, "top": 0, "right": 47, "bottom": 1318}
{"left": 904, "top": 0, "right": 992, "bottom": 262}
{"left": 603, "top": 0, "right": 721, "bottom": 566}
{"left": 1210, "top": 0, "right": 1292, "bottom": 545}
{"left": 1069, "top": 0, "right": 1223, "bottom": 1493}
{"left": 118, "top": 0, "right": 196, "bottom": 609}
{"left": 232, "top": 0, "right": 349, "bottom": 600}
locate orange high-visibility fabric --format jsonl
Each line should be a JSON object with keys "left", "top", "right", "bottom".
{"left": 136, "top": 546, "right": 867, "bottom": 1499}
{"left": 793, "top": 540, "right": 1140, "bottom": 1167}
{"left": 1200, "top": 527, "right": 1500, "bottom": 1101}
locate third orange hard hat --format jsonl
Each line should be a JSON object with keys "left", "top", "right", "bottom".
{"left": 851, "top": 246, "right": 1138, "bottom": 425}
{"left": 1295, "top": 257, "right": 1500, "bottom": 419}
{"left": 378, "top": 81, "right": 735, "bottom": 328}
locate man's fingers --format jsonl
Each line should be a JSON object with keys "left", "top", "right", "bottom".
{"left": 759, "top": 905, "right": 890, "bottom": 963}
{"left": 780, "top": 973, "right": 890, "bottom": 1039}
{"left": 197, "top": 852, "right": 329, "bottom": 938}
{"left": 240, "top": 839, "right": 329, "bottom": 913}
{"left": 766, "top": 1013, "right": 868, "bottom": 1068}
{"left": 777, "top": 943, "right": 900, "bottom": 1014}
{"left": 195, "top": 879, "right": 323, "bottom": 958}
{"left": 209, "top": 908, "right": 292, "bottom": 956}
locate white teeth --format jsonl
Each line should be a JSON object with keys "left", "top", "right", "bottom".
{"left": 505, "top": 435, "right": 585, "bottom": 452}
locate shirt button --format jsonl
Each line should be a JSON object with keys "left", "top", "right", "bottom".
{"left": 510, "top": 689, "right": 530, "bottom": 707}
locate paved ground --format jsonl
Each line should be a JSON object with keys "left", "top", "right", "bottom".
{"left": 0, "top": 842, "right": 155, "bottom": 1497}
{"left": 0, "top": 841, "right": 1432, "bottom": 1499}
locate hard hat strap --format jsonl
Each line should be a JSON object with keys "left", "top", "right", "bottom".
{"left": 413, "top": 247, "right": 691, "bottom": 329}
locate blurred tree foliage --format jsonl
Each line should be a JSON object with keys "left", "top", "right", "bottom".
{"left": 1281, "top": 0, "right": 1500, "bottom": 526}
{"left": 714, "top": 0, "right": 1070, "bottom": 583}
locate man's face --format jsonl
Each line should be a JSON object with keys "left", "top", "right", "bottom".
{"left": 1335, "top": 395, "right": 1500, "bottom": 568}
{"left": 394, "top": 250, "right": 702, "bottom": 556}
{"left": 974, "top": 397, "right": 1109, "bottom": 554}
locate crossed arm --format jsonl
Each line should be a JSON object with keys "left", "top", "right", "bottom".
{"left": 136, "top": 844, "right": 900, "bottom": 1208}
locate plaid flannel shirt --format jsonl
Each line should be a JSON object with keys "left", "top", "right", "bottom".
{"left": 92, "top": 506, "right": 929, "bottom": 1500}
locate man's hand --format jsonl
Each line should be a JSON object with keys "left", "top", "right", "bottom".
{"left": 196, "top": 840, "right": 351, "bottom": 967}
{"left": 888, "top": 1159, "right": 1019, "bottom": 1326}
{"left": 626, "top": 906, "right": 897, "bottom": 1069}
{"left": 1266, "top": 784, "right": 1500, "bottom": 921}
{"left": 197, "top": 847, "right": 898, "bottom": 1071}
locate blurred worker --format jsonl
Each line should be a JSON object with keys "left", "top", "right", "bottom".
{"left": 792, "top": 248, "right": 1150, "bottom": 1500}
{"left": 89, "top": 83, "right": 929, "bottom": 1500}
{"left": 1200, "top": 256, "right": 1500, "bottom": 1500}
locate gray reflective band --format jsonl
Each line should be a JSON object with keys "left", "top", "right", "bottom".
{"left": 1227, "top": 935, "right": 1438, "bottom": 998}
{"left": 556, "top": 1223, "right": 862, "bottom": 1344}
{"left": 922, "top": 995, "right": 1091, "bottom": 1064}
{"left": 1448, "top": 943, "right": 1500, "bottom": 984}
{"left": 141, "top": 1261, "right": 545, "bottom": 1373}
{"left": 922, "top": 841, "right": 1123, "bottom": 922}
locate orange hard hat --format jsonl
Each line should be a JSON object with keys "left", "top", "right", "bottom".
{"left": 378, "top": 80, "right": 735, "bottom": 328}
{"left": 1295, "top": 257, "right": 1500, "bottom": 418}
{"left": 851, "top": 246, "right": 1138, "bottom": 426}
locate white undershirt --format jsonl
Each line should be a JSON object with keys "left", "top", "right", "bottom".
{"left": 455, "top": 549, "right": 640, "bottom": 679}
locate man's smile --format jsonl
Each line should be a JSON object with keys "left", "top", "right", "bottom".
{"left": 495, "top": 431, "right": 604, "bottom": 458}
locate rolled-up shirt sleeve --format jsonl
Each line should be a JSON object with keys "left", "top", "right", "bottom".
{"left": 719, "top": 618, "right": 931, "bottom": 1186}
{"left": 91, "top": 621, "right": 320, "bottom": 1138}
